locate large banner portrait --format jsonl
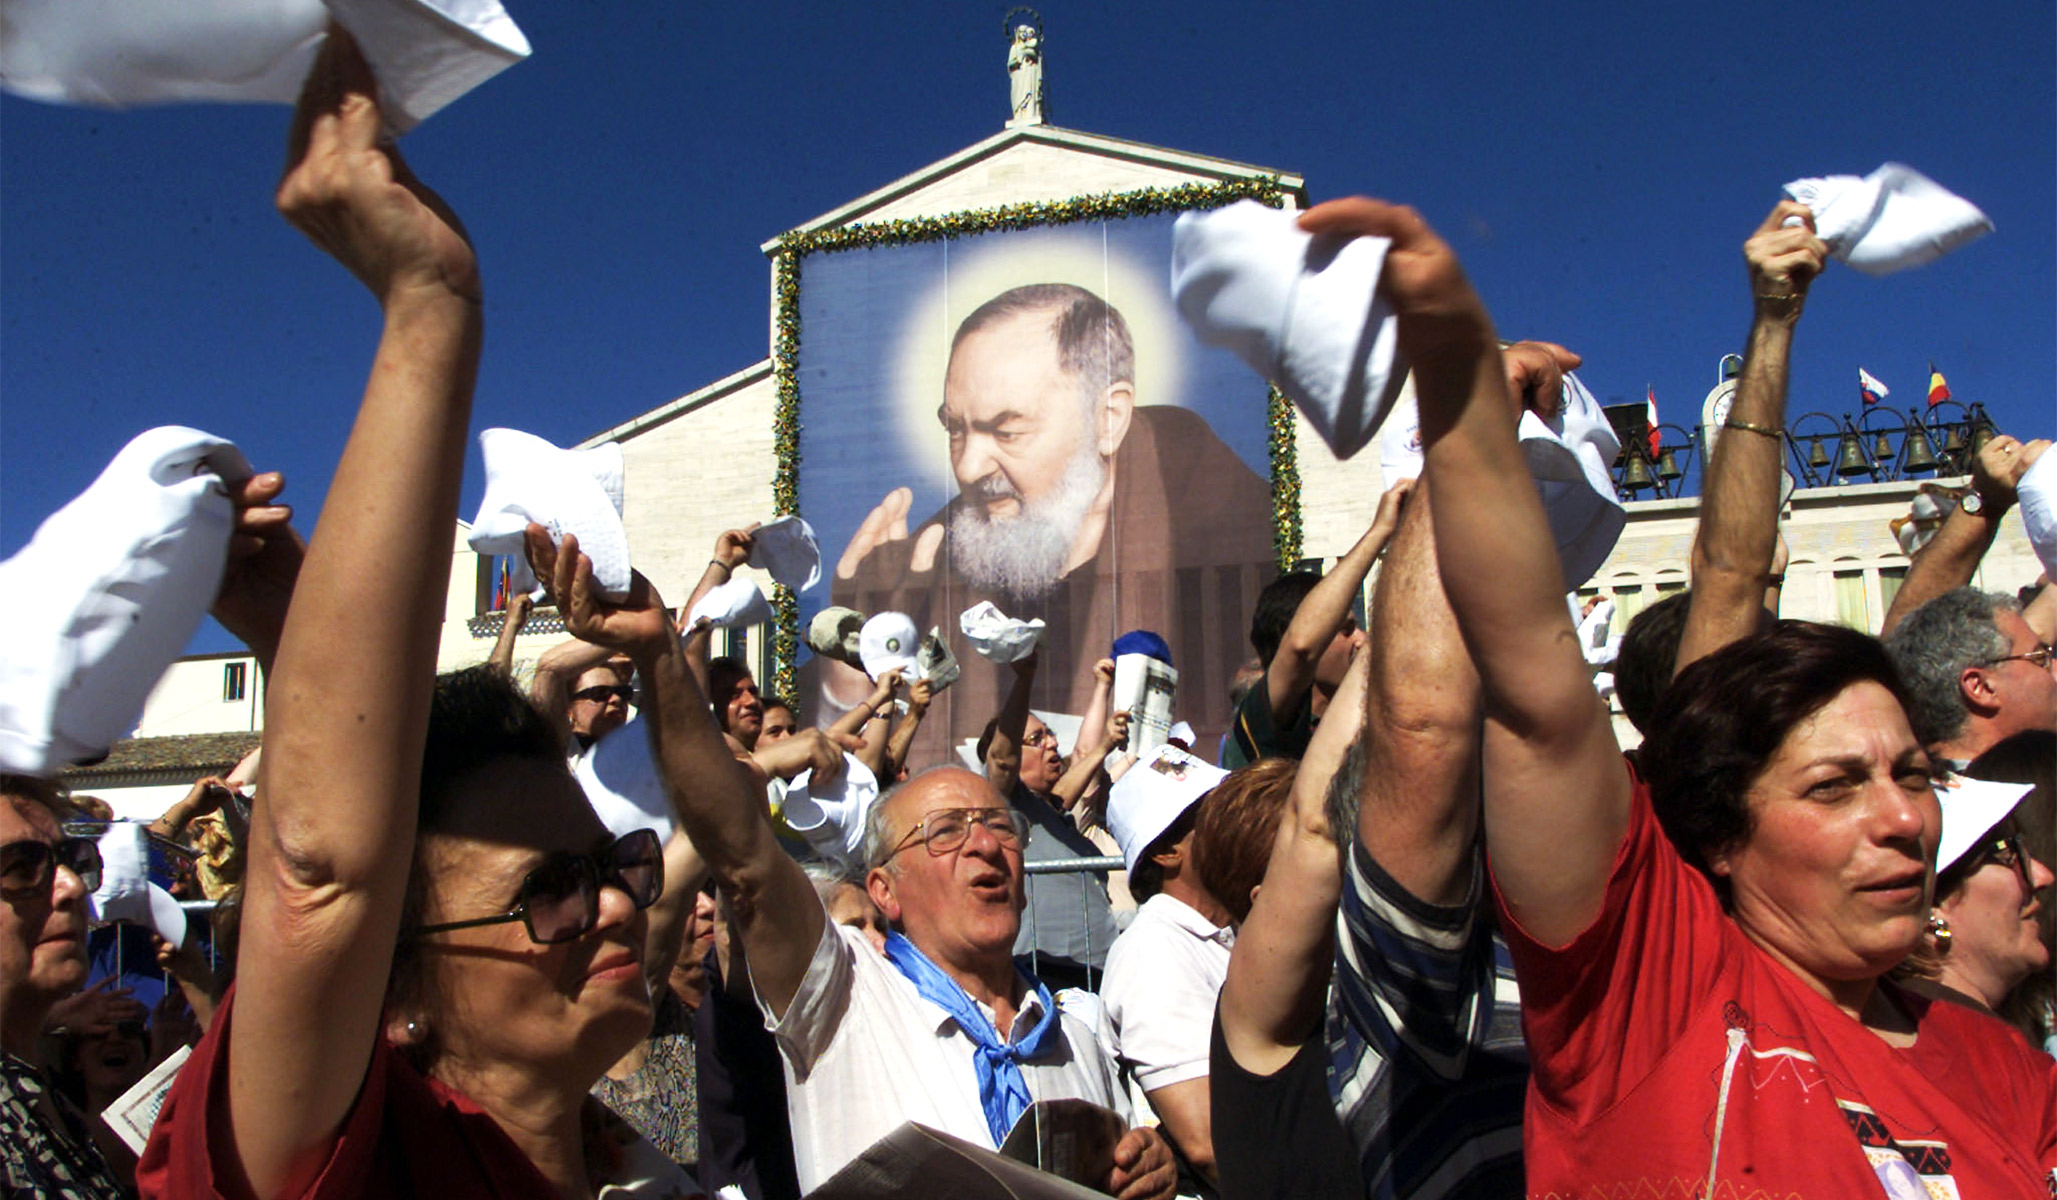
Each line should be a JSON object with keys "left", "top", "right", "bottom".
{"left": 782, "top": 185, "right": 1295, "bottom": 766}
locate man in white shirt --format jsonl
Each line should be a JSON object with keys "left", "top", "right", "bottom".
{"left": 1102, "top": 745, "right": 1234, "bottom": 1185}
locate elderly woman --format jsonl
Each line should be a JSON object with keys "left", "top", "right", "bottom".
{"left": 1306, "top": 194, "right": 2057, "bottom": 1193}
{"left": 1911, "top": 783, "right": 2053, "bottom": 1017}
{"left": 137, "top": 35, "right": 720, "bottom": 1199}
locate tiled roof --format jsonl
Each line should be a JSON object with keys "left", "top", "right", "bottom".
{"left": 63, "top": 731, "right": 262, "bottom": 782}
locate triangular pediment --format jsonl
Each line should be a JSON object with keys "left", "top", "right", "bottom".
{"left": 762, "top": 124, "right": 1304, "bottom": 253}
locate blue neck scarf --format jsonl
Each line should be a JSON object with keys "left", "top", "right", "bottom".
{"left": 881, "top": 931, "right": 1058, "bottom": 1145}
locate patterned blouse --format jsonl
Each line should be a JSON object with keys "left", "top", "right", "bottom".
{"left": 1, "top": 1049, "right": 126, "bottom": 1199}
{"left": 592, "top": 991, "right": 700, "bottom": 1170}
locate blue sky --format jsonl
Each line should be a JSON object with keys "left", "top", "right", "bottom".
{"left": 4, "top": 0, "right": 2051, "bottom": 653}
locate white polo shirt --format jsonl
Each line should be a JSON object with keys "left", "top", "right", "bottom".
{"left": 765, "top": 919, "right": 1132, "bottom": 1192}
{"left": 1100, "top": 892, "right": 1234, "bottom": 1092}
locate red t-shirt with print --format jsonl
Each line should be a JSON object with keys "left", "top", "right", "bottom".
{"left": 1496, "top": 771, "right": 2057, "bottom": 1199}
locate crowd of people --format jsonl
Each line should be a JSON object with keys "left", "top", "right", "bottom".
{"left": 3, "top": 32, "right": 2054, "bottom": 1200}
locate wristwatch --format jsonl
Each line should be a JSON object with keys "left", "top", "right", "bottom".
{"left": 1960, "top": 492, "right": 1984, "bottom": 516}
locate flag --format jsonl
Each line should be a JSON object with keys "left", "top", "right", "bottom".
{"left": 491, "top": 557, "right": 509, "bottom": 610}
{"left": 1858, "top": 367, "right": 1889, "bottom": 406}
{"left": 1927, "top": 363, "right": 1951, "bottom": 406}
{"left": 1645, "top": 386, "right": 1661, "bottom": 457}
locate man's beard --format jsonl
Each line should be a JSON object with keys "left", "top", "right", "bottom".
{"left": 949, "top": 445, "right": 1106, "bottom": 601}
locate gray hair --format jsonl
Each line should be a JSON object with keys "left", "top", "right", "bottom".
{"left": 1882, "top": 588, "right": 2018, "bottom": 746}
{"left": 950, "top": 283, "right": 1135, "bottom": 408}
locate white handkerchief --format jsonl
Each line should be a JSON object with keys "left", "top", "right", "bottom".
{"left": 751, "top": 516, "right": 823, "bottom": 593}
{"left": 1783, "top": 164, "right": 1992, "bottom": 276}
{"left": 0, "top": 426, "right": 251, "bottom": 775}
{"left": 1379, "top": 373, "right": 1624, "bottom": 588}
{"left": 1172, "top": 199, "right": 1407, "bottom": 460}
{"left": 90, "top": 823, "right": 188, "bottom": 948}
{"left": 780, "top": 755, "right": 881, "bottom": 869}
{"left": 958, "top": 601, "right": 1046, "bottom": 664}
{"left": 687, "top": 578, "right": 773, "bottom": 632}
{"left": 573, "top": 718, "right": 674, "bottom": 843}
{"left": 0, "top": 0, "right": 529, "bottom": 133}
{"left": 858, "top": 612, "right": 921, "bottom": 680}
{"left": 468, "top": 429, "right": 631, "bottom": 602}
{"left": 2017, "top": 451, "right": 2057, "bottom": 579}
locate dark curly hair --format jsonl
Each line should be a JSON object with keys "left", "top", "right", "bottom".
{"left": 1637, "top": 622, "right": 1915, "bottom": 902}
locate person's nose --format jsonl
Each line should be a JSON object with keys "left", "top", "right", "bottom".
{"left": 955, "top": 434, "right": 1000, "bottom": 492}
{"left": 594, "top": 875, "right": 640, "bottom": 932}
{"left": 1871, "top": 779, "right": 1931, "bottom": 852}
{"left": 50, "top": 860, "right": 90, "bottom": 909}
{"left": 2031, "top": 854, "right": 2055, "bottom": 893}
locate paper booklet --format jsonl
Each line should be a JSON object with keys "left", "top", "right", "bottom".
{"left": 806, "top": 1102, "right": 1125, "bottom": 1200}
{"left": 1110, "top": 654, "right": 1178, "bottom": 757}
{"left": 102, "top": 1043, "right": 191, "bottom": 1155}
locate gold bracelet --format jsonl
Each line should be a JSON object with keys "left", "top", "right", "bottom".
{"left": 1722, "top": 418, "right": 1782, "bottom": 439}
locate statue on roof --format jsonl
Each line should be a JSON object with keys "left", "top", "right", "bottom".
{"left": 1006, "top": 9, "right": 1043, "bottom": 127}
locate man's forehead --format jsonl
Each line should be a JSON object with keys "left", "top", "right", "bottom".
{"left": 894, "top": 769, "right": 1007, "bottom": 819}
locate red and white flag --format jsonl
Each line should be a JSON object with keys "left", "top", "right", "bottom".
{"left": 1859, "top": 367, "right": 1889, "bottom": 406}
{"left": 1645, "top": 386, "right": 1661, "bottom": 457}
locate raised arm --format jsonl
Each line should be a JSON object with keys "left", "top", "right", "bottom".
{"left": 679, "top": 525, "right": 757, "bottom": 681}
{"left": 229, "top": 33, "right": 483, "bottom": 1197}
{"left": 529, "top": 531, "right": 825, "bottom": 1019}
{"left": 982, "top": 650, "right": 1038, "bottom": 797}
{"left": 1217, "top": 647, "right": 1365, "bottom": 1074}
{"left": 1051, "top": 709, "right": 1127, "bottom": 815}
{"left": 1300, "top": 198, "right": 1630, "bottom": 947}
{"left": 1263, "top": 481, "right": 1409, "bottom": 724}
{"left": 882, "top": 676, "right": 934, "bottom": 779}
{"left": 484, "top": 588, "right": 532, "bottom": 677}
{"left": 528, "top": 634, "right": 616, "bottom": 742}
{"left": 827, "top": 667, "right": 901, "bottom": 775}
{"left": 1675, "top": 202, "right": 1825, "bottom": 671}
{"left": 1880, "top": 434, "right": 2047, "bottom": 636}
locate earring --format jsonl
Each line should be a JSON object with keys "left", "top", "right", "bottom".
{"left": 1926, "top": 912, "right": 1952, "bottom": 949}
{"left": 405, "top": 1020, "right": 422, "bottom": 1037}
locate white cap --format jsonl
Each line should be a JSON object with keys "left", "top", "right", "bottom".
{"left": 1108, "top": 744, "right": 1228, "bottom": 873}
{"left": 858, "top": 611, "right": 921, "bottom": 680}
{"left": 1934, "top": 774, "right": 2034, "bottom": 875}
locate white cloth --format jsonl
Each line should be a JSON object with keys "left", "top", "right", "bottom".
{"left": 1934, "top": 774, "right": 2033, "bottom": 874}
{"left": 2017, "top": 451, "right": 2057, "bottom": 579}
{"left": 0, "top": 0, "right": 529, "bottom": 133}
{"left": 1101, "top": 894, "right": 1233, "bottom": 1092}
{"left": 90, "top": 823, "right": 188, "bottom": 948}
{"left": 1782, "top": 163, "right": 1993, "bottom": 276}
{"left": 957, "top": 601, "right": 1045, "bottom": 665}
{"left": 0, "top": 426, "right": 251, "bottom": 775}
{"left": 1171, "top": 199, "right": 1407, "bottom": 460}
{"left": 468, "top": 428, "right": 631, "bottom": 601}
{"left": 857, "top": 611, "right": 921, "bottom": 680}
{"left": 1106, "top": 745, "right": 1226, "bottom": 873}
{"left": 749, "top": 516, "right": 823, "bottom": 593}
{"left": 767, "top": 920, "right": 1131, "bottom": 1193}
{"left": 571, "top": 719, "right": 673, "bottom": 843}
{"left": 687, "top": 577, "right": 773, "bottom": 631}
{"left": 779, "top": 755, "right": 880, "bottom": 869}
{"left": 1576, "top": 597, "right": 1619, "bottom": 666}
{"left": 1381, "top": 372, "right": 1624, "bottom": 588}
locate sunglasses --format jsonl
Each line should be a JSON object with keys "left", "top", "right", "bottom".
{"left": 413, "top": 829, "right": 663, "bottom": 945}
{"left": 0, "top": 837, "right": 104, "bottom": 896}
{"left": 572, "top": 684, "right": 634, "bottom": 704}
{"left": 1969, "top": 832, "right": 2036, "bottom": 894}
{"left": 885, "top": 807, "right": 1028, "bottom": 863}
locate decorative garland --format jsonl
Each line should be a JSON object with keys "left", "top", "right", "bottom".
{"left": 1267, "top": 386, "right": 1302, "bottom": 567}
{"left": 767, "top": 174, "right": 1299, "bottom": 688}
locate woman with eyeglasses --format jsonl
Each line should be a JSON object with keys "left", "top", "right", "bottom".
{"left": 1342, "top": 193, "right": 2057, "bottom": 1194}
{"left": 0, "top": 773, "right": 125, "bottom": 1198}
{"left": 1904, "top": 782, "right": 2054, "bottom": 1019}
{"left": 136, "top": 36, "right": 717, "bottom": 1200}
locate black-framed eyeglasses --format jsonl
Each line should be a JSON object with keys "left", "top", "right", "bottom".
{"left": 885, "top": 807, "right": 1028, "bottom": 863}
{"left": 0, "top": 837, "right": 103, "bottom": 897}
{"left": 412, "top": 829, "right": 663, "bottom": 945}
{"left": 1982, "top": 643, "right": 2054, "bottom": 670}
{"left": 572, "top": 684, "right": 634, "bottom": 704}
{"left": 1969, "top": 832, "right": 2036, "bottom": 893}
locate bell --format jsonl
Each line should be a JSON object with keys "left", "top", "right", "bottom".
{"left": 1834, "top": 433, "right": 1871, "bottom": 477}
{"left": 1871, "top": 432, "right": 1896, "bottom": 463}
{"left": 1943, "top": 423, "right": 1969, "bottom": 453}
{"left": 1620, "top": 454, "right": 1655, "bottom": 491}
{"left": 1656, "top": 449, "right": 1683, "bottom": 482}
{"left": 1902, "top": 430, "right": 1939, "bottom": 473}
{"left": 1806, "top": 437, "right": 1831, "bottom": 470}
